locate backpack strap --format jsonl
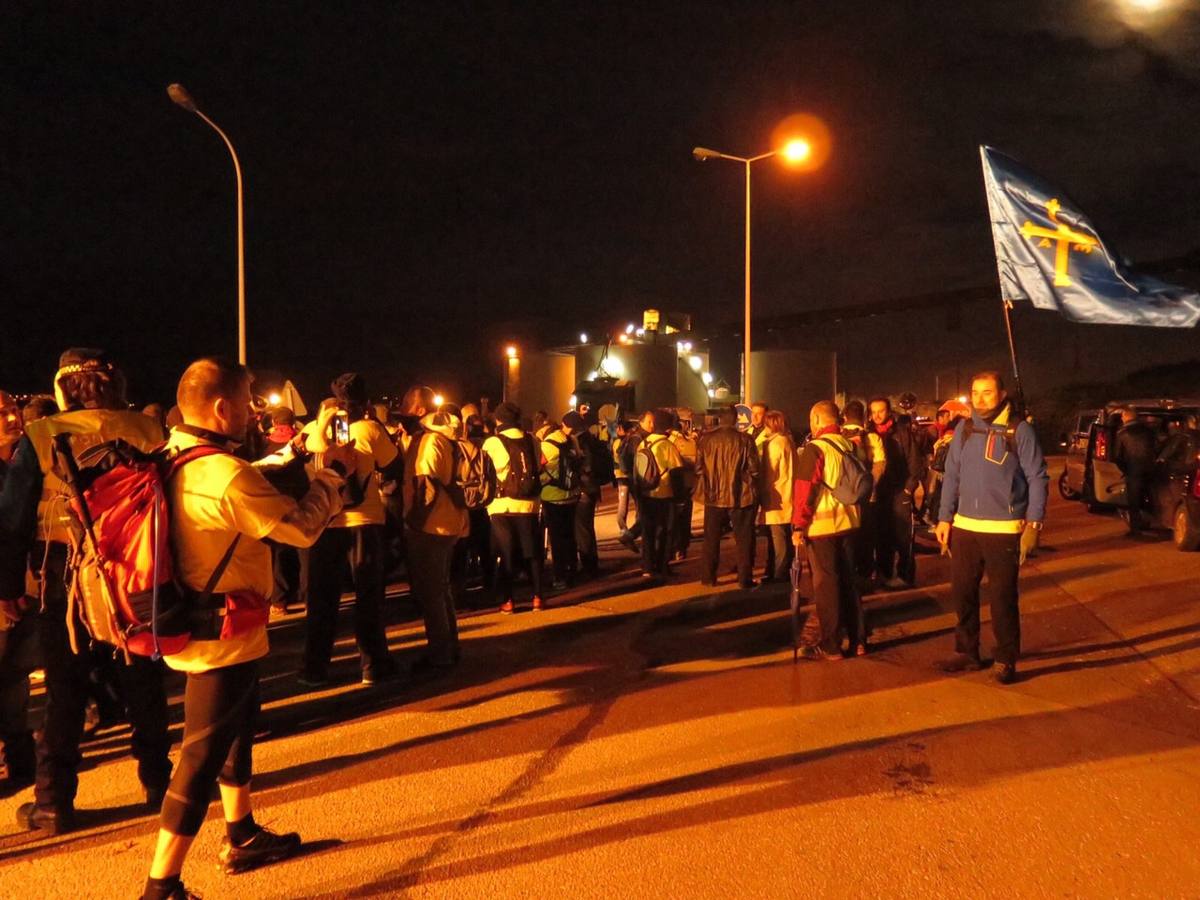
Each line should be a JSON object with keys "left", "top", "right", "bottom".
{"left": 192, "top": 534, "right": 242, "bottom": 611}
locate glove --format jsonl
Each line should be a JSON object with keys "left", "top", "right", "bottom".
{"left": 1019, "top": 524, "right": 1040, "bottom": 565}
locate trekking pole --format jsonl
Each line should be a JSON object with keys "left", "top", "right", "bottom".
{"left": 789, "top": 550, "right": 804, "bottom": 663}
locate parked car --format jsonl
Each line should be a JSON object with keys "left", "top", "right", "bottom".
{"left": 1066, "top": 397, "right": 1200, "bottom": 550}
{"left": 1059, "top": 408, "right": 1099, "bottom": 500}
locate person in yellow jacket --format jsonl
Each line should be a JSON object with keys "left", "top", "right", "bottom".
{"left": 540, "top": 411, "right": 584, "bottom": 589}
{"left": 669, "top": 408, "right": 698, "bottom": 561}
{"left": 758, "top": 410, "right": 796, "bottom": 583}
{"left": 403, "top": 407, "right": 470, "bottom": 669}
{"left": 635, "top": 409, "right": 685, "bottom": 579}
{"left": 0, "top": 348, "right": 171, "bottom": 835}
{"left": 791, "top": 400, "right": 865, "bottom": 661}
{"left": 482, "top": 402, "right": 545, "bottom": 612}
{"left": 140, "top": 357, "right": 354, "bottom": 898}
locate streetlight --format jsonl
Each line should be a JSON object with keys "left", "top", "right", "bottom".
{"left": 693, "top": 132, "right": 823, "bottom": 402}
{"left": 167, "top": 83, "right": 247, "bottom": 365}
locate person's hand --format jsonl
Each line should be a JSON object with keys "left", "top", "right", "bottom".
{"left": 934, "top": 521, "right": 951, "bottom": 550}
{"left": 0, "top": 596, "right": 30, "bottom": 625}
{"left": 1019, "top": 523, "right": 1040, "bottom": 565}
{"left": 791, "top": 531, "right": 805, "bottom": 548}
{"left": 316, "top": 442, "right": 357, "bottom": 476}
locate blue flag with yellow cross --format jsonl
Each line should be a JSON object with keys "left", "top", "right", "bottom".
{"left": 980, "top": 145, "right": 1200, "bottom": 328}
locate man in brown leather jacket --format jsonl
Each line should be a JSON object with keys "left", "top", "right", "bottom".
{"left": 695, "top": 405, "right": 761, "bottom": 588}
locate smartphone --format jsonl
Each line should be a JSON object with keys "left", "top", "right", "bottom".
{"left": 333, "top": 413, "right": 351, "bottom": 445}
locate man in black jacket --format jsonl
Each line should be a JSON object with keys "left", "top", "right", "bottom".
{"left": 1114, "top": 407, "right": 1157, "bottom": 534}
{"left": 695, "top": 406, "right": 761, "bottom": 588}
{"left": 868, "top": 397, "right": 924, "bottom": 589}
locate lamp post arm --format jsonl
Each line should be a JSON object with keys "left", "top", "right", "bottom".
{"left": 193, "top": 108, "right": 247, "bottom": 366}
{"left": 747, "top": 149, "right": 779, "bottom": 164}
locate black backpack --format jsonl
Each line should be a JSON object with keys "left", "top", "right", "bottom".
{"left": 547, "top": 437, "right": 583, "bottom": 493}
{"left": 496, "top": 434, "right": 540, "bottom": 499}
{"left": 959, "top": 418, "right": 1018, "bottom": 455}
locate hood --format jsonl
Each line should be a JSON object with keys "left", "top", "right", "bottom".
{"left": 421, "top": 410, "right": 461, "bottom": 440}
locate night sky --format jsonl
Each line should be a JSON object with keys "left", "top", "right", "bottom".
{"left": 5, "top": 2, "right": 1200, "bottom": 407}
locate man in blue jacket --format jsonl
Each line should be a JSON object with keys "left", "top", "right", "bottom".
{"left": 934, "top": 371, "right": 1048, "bottom": 684}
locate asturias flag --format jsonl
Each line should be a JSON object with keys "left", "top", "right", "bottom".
{"left": 980, "top": 145, "right": 1200, "bottom": 328}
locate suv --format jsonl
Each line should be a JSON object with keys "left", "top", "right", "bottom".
{"left": 1069, "top": 398, "right": 1200, "bottom": 550}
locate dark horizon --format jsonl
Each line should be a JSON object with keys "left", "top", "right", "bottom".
{"left": 6, "top": 2, "right": 1200, "bottom": 407}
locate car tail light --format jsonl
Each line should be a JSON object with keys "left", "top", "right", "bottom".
{"left": 1094, "top": 431, "right": 1108, "bottom": 461}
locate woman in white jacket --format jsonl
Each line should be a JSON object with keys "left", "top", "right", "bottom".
{"left": 758, "top": 410, "right": 796, "bottom": 582}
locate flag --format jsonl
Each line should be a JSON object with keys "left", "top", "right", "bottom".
{"left": 980, "top": 145, "right": 1200, "bottom": 328}
{"left": 279, "top": 379, "right": 307, "bottom": 416}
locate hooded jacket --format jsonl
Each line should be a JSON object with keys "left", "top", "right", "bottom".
{"left": 938, "top": 402, "right": 1048, "bottom": 533}
{"left": 403, "top": 412, "right": 469, "bottom": 537}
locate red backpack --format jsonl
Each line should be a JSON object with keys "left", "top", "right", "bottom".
{"left": 53, "top": 435, "right": 236, "bottom": 661}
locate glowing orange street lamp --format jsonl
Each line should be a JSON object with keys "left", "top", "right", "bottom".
{"left": 693, "top": 119, "right": 828, "bottom": 402}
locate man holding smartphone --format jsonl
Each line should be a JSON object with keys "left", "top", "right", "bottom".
{"left": 300, "top": 373, "right": 404, "bottom": 688}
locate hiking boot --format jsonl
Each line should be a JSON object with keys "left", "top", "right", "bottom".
{"left": 935, "top": 653, "right": 985, "bottom": 673}
{"left": 499, "top": 599, "right": 514, "bottom": 614}
{"left": 296, "top": 671, "right": 330, "bottom": 689}
{"left": 218, "top": 825, "right": 302, "bottom": 874}
{"left": 993, "top": 662, "right": 1018, "bottom": 685}
{"left": 17, "top": 801, "right": 75, "bottom": 835}
{"left": 882, "top": 576, "right": 911, "bottom": 590}
{"left": 531, "top": 596, "right": 544, "bottom": 612}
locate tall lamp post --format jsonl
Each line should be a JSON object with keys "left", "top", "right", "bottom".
{"left": 693, "top": 139, "right": 813, "bottom": 403}
{"left": 168, "top": 83, "right": 247, "bottom": 366}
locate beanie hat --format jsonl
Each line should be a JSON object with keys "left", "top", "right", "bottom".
{"left": 331, "top": 372, "right": 368, "bottom": 407}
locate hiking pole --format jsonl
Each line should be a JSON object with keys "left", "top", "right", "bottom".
{"left": 789, "top": 550, "right": 804, "bottom": 663}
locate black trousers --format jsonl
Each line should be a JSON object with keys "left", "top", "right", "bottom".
{"left": 34, "top": 544, "right": 170, "bottom": 810}
{"left": 269, "top": 543, "right": 306, "bottom": 610}
{"left": 0, "top": 613, "right": 40, "bottom": 779}
{"left": 701, "top": 505, "right": 756, "bottom": 585}
{"left": 872, "top": 490, "right": 915, "bottom": 582}
{"left": 1123, "top": 464, "right": 1152, "bottom": 531}
{"left": 763, "top": 524, "right": 794, "bottom": 582}
{"left": 639, "top": 496, "right": 675, "bottom": 575}
{"left": 491, "top": 513, "right": 544, "bottom": 601}
{"left": 406, "top": 528, "right": 460, "bottom": 665}
{"left": 467, "top": 508, "right": 495, "bottom": 588}
{"left": 804, "top": 533, "right": 864, "bottom": 654}
{"left": 673, "top": 498, "right": 694, "bottom": 557}
{"left": 949, "top": 528, "right": 1021, "bottom": 664}
{"left": 304, "top": 525, "right": 393, "bottom": 678}
{"left": 543, "top": 501, "right": 578, "bottom": 582}
{"left": 575, "top": 491, "right": 600, "bottom": 574}
{"left": 160, "top": 660, "right": 258, "bottom": 837}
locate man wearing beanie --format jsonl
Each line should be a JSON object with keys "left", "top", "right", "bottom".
{"left": 0, "top": 349, "right": 172, "bottom": 834}
{"left": 300, "top": 372, "right": 403, "bottom": 687}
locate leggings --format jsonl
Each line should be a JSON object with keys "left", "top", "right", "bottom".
{"left": 160, "top": 661, "right": 259, "bottom": 837}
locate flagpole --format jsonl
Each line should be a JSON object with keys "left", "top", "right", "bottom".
{"left": 1000, "top": 297, "right": 1026, "bottom": 411}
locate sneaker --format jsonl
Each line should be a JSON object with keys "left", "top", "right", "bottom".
{"left": 618, "top": 534, "right": 639, "bottom": 554}
{"left": 499, "top": 599, "right": 515, "bottom": 615}
{"left": 796, "top": 645, "right": 843, "bottom": 662}
{"left": 738, "top": 579, "right": 758, "bottom": 590}
{"left": 935, "top": 653, "right": 985, "bottom": 673}
{"left": 296, "top": 671, "right": 330, "bottom": 689}
{"left": 218, "top": 825, "right": 302, "bottom": 874}
{"left": 361, "top": 662, "right": 400, "bottom": 686}
{"left": 531, "top": 596, "right": 544, "bottom": 612}
{"left": 882, "top": 576, "right": 911, "bottom": 590}
{"left": 16, "top": 801, "right": 75, "bottom": 835}
{"left": 993, "top": 662, "right": 1017, "bottom": 685}
{"left": 551, "top": 579, "right": 569, "bottom": 592}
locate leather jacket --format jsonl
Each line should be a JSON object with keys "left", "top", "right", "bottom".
{"left": 695, "top": 426, "right": 760, "bottom": 508}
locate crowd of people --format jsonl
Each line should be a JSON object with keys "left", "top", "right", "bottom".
{"left": 0, "top": 349, "right": 1048, "bottom": 898}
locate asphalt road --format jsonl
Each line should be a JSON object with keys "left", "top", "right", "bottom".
{"left": 3, "top": 471, "right": 1200, "bottom": 898}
